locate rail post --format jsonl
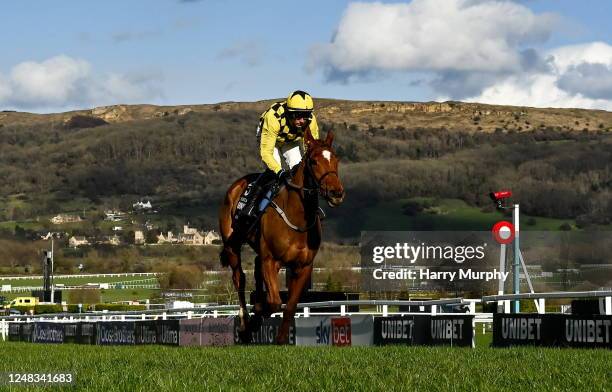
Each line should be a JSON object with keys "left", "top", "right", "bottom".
{"left": 513, "top": 204, "right": 520, "bottom": 313}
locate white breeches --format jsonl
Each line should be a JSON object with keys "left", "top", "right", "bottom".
{"left": 273, "top": 141, "right": 302, "bottom": 170}
{"left": 257, "top": 125, "right": 303, "bottom": 170}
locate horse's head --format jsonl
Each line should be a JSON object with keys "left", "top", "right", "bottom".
{"left": 303, "top": 128, "right": 345, "bottom": 207}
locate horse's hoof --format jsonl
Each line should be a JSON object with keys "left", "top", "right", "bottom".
{"left": 275, "top": 336, "right": 289, "bottom": 345}
{"left": 238, "top": 329, "right": 251, "bottom": 344}
{"left": 249, "top": 314, "right": 263, "bottom": 331}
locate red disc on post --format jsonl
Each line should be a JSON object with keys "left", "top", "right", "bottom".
{"left": 492, "top": 221, "right": 515, "bottom": 244}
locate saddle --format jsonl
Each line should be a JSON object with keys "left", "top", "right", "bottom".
{"left": 233, "top": 171, "right": 279, "bottom": 234}
{"left": 233, "top": 167, "right": 325, "bottom": 236}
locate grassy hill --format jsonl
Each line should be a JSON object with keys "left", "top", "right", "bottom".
{"left": 0, "top": 100, "right": 610, "bottom": 245}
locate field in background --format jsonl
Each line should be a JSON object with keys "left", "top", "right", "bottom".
{"left": 361, "top": 198, "right": 575, "bottom": 232}
{"left": 0, "top": 333, "right": 609, "bottom": 391}
{"left": 0, "top": 275, "right": 161, "bottom": 303}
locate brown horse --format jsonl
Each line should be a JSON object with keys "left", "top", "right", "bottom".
{"left": 218, "top": 128, "right": 344, "bottom": 344}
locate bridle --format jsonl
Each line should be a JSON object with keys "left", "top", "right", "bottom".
{"left": 286, "top": 146, "right": 339, "bottom": 201}
{"left": 269, "top": 145, "right": 339, "bottom": 232}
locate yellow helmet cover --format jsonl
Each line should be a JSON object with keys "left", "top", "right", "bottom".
{"left": 286, "top": 90, "right": 314, "bottom": 111}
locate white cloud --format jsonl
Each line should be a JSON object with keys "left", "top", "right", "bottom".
{"left": 550, "top": 42, "right": 612, "bottom": 72}
{"left": 0, "top": 55, "right": 163, "bottom": 111}
{"left": 311, "top": 1, "right": 612, "bottom": 110}
{"left": 9, "top": 56, "right": 91, "bottom": 107}
{"left": 464, "top": 42, "right": 612, "bottom": 110}
{"left": 309, "top": 0, "right": 556, "bottom": 79}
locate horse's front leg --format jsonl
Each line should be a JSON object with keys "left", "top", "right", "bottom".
{"left": 277, "top": 263, "right": 312, "bottom": 345}
{"left": 261, "top": 256, "right": 282, "bottom": 314}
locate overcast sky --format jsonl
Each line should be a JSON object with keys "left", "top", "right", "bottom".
{"left": 1, "top": 0, "right": 611, "bottom": 112}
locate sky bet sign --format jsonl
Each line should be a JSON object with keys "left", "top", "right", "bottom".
{"left": 315, "top": 317, "right": 352, "bottom": 346}
{"left": 296, "top": 315, "right": 374, "bottom": 346}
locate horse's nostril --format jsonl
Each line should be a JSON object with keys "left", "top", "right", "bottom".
{"left": 331, "top": 190, "right": 344, "bottom": 199}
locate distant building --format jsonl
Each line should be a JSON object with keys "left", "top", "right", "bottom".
{"left": 51, "top": 214, "right": 82, "bottom": 224}
{"left": 39, "top": 232, "right": 63, "bottom": 240}
{"left": 157, "top": 232, "right": 178, "bottom": 244}
{"left": 183, "top": 225, "right": 198, "bottom": 235}
{"left": 69, "top": 236, "right": 89, "bottom": 248}
{"left": 203, "top": 230, "right": 221, "bottom": 245}
{"left": 133, "top": 201, "right": 152, "bottom": 210}
{"left": 134, "top": 230, "right": 145, "bottom": 245}
{"left": 104, "top": 210, "right": 126, "bottom": 221}
{"left": 156, "top": 226, "right": 221, "bottom": 246}
{"left": 179, "top": 232, "right": 205, "bottom": 245}
{"left": 107, "top": 235, "right": 121, "bottom": 246}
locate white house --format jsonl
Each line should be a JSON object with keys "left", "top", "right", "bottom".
{"left": 134, "top": 230, "right": 145, "bottom": 245}
{"left": 69, "top": 236, "right": 89, "bottom": 248}
{"left": 203, "top": 230, "right": 221, "bottom": 245}
{"left": 133, "top": 201, "right": 152, "bottom": 210}
{"left": 106, "top": 235, "right": 121, "bottom": 246}
{"left": 104, "top": 210, "right": 126, "bottom": 221}
{"left": 157, "top": 232, "right": 178, "bottom": 244}
{"left": 51, "top": 214, "right": 82, "bottom": 224}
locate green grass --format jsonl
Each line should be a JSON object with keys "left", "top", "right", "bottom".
{"left": 361, "top": 198, "right": 579, "bottom": 231}
{"left": 0, "top": 276, "right": 160, "bottom": 303}
{"left": 0, "top": 275, "right": 158, "bottom": 288}
{"left": 1, "top": 288, "right": 158, "bottom": 304}
{"left": 0, "top": 339, "right": 609, "bottom": 391}
{"left": 99, "top": 288, "right": 158, "bottom": 303}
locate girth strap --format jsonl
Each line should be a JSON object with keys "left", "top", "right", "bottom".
{"left": 269, "top": 201, "right": 323, "bottom": 233}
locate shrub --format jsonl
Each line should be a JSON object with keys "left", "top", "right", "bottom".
{"left": 157, "top": 264, "right": 203, "bottom": 290}
{"left": 64, "top": 115, "right": 109, "bottom": 129}
{"left": 34, "top": 304, "right": 63, "bottom": 314}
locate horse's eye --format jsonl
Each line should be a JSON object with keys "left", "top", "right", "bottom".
{"left": 311, "top": 160, "right": 318, "bottom": 166}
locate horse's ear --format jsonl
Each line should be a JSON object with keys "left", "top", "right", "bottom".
{"left": 325, "top": 130, "right": 334, "bottom": 146}
{"left": 304, "top": 126, "right": 315, "bottom": 149}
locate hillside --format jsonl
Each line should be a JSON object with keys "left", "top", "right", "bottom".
{"left": 2, "top": 100, "right": 611, "bottom": 133}
{"left": 0, "top": 100, "right": 611, "bottom": 244}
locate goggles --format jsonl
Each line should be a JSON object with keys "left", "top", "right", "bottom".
{"left": 288, "top": 111, "right": 312, "bottom": 120}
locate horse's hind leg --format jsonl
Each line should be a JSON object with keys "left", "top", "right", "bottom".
{"left": 221, "top": 243, "right": 249, "bottom": 335}
{"left": 248, "top": 255, "right": 265, "bottom": 332}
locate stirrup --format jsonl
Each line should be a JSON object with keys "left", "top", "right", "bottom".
{"left": 317, "top": 207, "right": 326, "bottom": 220}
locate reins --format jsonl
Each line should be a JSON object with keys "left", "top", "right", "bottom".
{"left": 271, "top": 148, "right": 334, "bottom": 232}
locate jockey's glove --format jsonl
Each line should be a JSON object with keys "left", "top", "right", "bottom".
{"left": 277, "top": 169, "right": 290, "bottom": 184}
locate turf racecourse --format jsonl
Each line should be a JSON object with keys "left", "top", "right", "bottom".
{"left": 0, "top": 341, "right": 610, "bottom": 391}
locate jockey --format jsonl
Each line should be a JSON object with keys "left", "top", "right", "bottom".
{"left": 234, "top": 90, "right": 320, "bottom": 229}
